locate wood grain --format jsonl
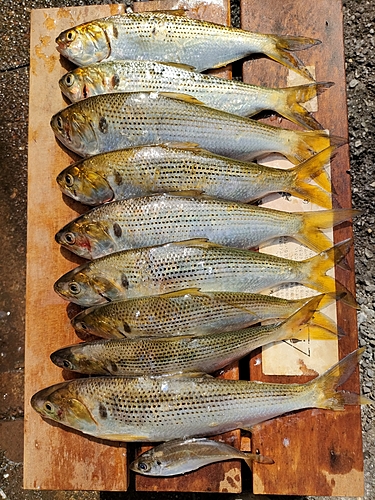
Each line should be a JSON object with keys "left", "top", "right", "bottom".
{"left": 240, "top": 0, "right": 363, "bottom": 495}
{"left": 24, "top": 5, "right": 129, "bottom": 491}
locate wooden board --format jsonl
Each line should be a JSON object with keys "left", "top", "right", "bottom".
{"left": 24, "top": 5, "right": 129, "bottom": 491}
{"left": 131, "top": 0, "right": 243, "bottom": 493}
{"left": 23, "top": 0, "right": 364, "bottom": 496}
{"left": 239, "top": 0, "right": 364, "bottom": 496}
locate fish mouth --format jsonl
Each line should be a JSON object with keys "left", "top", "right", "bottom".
{"left": 30, "top": 382, "right": 69, "bottom": 414}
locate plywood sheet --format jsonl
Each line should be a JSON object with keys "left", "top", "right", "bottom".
{"left": 24, "top": 4, "right": 129, "bottom": 491}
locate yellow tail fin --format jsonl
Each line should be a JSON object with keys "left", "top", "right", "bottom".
{"left": 267, "top": 34, "right": 321, "bottom": 81}
{"left": 307, "top": 348, "right": 372, "bottom": 409}
{"left": 287, "top": 147, "right": 334, "bottom": 206}
{"left": 275, "top": 295, "right": 338, "bottom": 342}
{"left": 299, "top": 239, "right": 357, "bottom": 307}
{"left": 295, "top": 208, "right": 361, "bottom": 252}
{"left": 277, "top": 82, "right": 334, "bottom": 130}
{"left": 284, "top": 130, "right": 345, "bottom": 165}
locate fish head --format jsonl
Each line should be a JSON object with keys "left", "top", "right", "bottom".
{"left": 51, "top": 106, "right": 99, "bottom": 156}
{"left": 54, "top": 267, "right": 127, "bottom": 307}
{"left": 31, "top": 382, "right": 98, "bottom": 434}
{"left": 50, "top": 345, "right": 112, "bottom": 375}
{"left": 72, "top": 308, "right": 125, "bottom": 339}
{"left": 59, "top": 67, "right": 110, "bottom": 102}
{"left": 55, "top": 218, "right": 117, "bottom": 259}
{"left": 130, "top": 449, "right": 164, "bottom": 476}
{"left": 55, "top": 22, "right": 110, "bottom": 66}
{"left": 56, "top": 163, "right": 114, "bottom": 205}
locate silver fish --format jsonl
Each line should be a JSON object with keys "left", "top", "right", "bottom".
{"left": 130, "top": 437, "right": 274, "bottom": 476}
{"left": 56, "top": 144, "right": 333, "bottom": 208}
{"left": 54, "top": 192, "right": 357, "bottom": 259}
{"left": 50, "top": 91, "right": 337, "bottom": 160}
{"left": 59, "top": 60, "right": 332, "bottom": 129}
{"left": 31, "top": 349, "right": 369, "bottom": 442}
{"left": 50, "top": 295, "right": 336, "bottom": 376}
{"left": 70, "top": 288, "right": 337, "bottom": 339}
{"left": 53, "top": 238, "right": 353, "bottom": 308}
{"left": 55, "top": 11, "right": 319, "bottom": 77}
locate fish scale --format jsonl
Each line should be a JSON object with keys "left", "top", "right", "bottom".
{"left": 53, "top": 238, "right": 352, "bottom": 308}
{"left": 31, "top": 349, "right": 368, "bottom": 442}
{"left": 58, "top": 60, "right": 331, "bottom": 130}
{"left": 55, "top": 192, "right": 356, "bottom": 259}
{"left": 71, "top": 290, "right": 328, "bottom": 339}
{"left": 55, "top": 12, "right": 319, "bottom": 78}
{"left": 50, "top": 91, "right": 334, "bottom": 160}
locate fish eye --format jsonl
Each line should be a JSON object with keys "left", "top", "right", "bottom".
{"left": 64, "top": 232, "right": 76, "bottom": 245}
{"left": 66, "top": 30, "right": 76, "bottom": 42}
{"left": 64, "top": 173, "right": 75, "bottom": 187}
{"left": 64, "top": 74, "right": 74, "bottom": 87}
{"left": 56, "top": 116, "right": 64, "bottom": 130}
{"left": 44, "top": 402, "right": 54, "bottom": 413}
{"left": 68, "top": 282, "right": 81, "bottom": 295}
{"left": 77, "top": 321, "right": 88, "bottom": 331}
{"left": 62, "top": 360, "right": 73, "bottom": 369}
{"left": 137, "top": 462, "right": 150, "bottom": 472}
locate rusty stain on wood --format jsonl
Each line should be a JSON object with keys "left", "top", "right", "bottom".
{"left": 240, "top": 0, "right": 363, "bottom": 496}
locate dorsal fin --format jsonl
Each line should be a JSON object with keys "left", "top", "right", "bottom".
{"left": 156, "top": 61, "right": 196, "bottom": 72}
{"left": 167, "top": 238, "right": 224, "bottom": 249}
{"left": 159, "top": 92, "right": 205, "bottom": 105}
{"left": 156, "top": 288, "right": 206, "bottom": 299}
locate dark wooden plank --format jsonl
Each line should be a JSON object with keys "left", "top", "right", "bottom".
{"left": 24, "top": 5, "right": 130, "bottom": 491}
{"left": 240, "top": 0, "right": 363, "bottom": 495}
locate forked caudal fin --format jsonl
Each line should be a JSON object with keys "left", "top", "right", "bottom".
{"left": 265, "top": 34, "right": 321, "bottom": 81}
{"left": 274, "top": 294, "right": 338, "bottom": 342}
{"left": 307, "top": 347, "right": 372, "bottom": 410}
{"left": 284, "top": 130, "right": 345, "bottom": 165}
{"left": 299, "top": 238, "right": 357, "bottom": 307}
{"left": 277, "top": 82, "right": 334, "bottom": 130}
{"left": 295, "top": 208, "right": 360, "bottom": 253}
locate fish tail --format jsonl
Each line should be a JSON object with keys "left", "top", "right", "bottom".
{"left": 286, "top": 147, "right": 333, "bottom": 208}
{"left": 300, "top": 239, "right": 357, "bottom": 307}
{"left": 288, "top": 146, "right": 334, "bottom": 195}
{"left": 283, "top": 130, "right": 345, "bottom": 165}
{"left": 295, "top": 208, "right": 360, "bottom": 253}
{"left": 276, "top": 82, "right": 334, "bottom": 130}
{"left": 307, "top": 348, "right": 372, "bottom": 409}
{"left": 267, "top": 34, "right": 321, "bottom": 81}
{"left": 243, "top": 452, "right": 274, "bottom": 470}
{"left": 275, "top": 295, "right": 337, "bottom": 342}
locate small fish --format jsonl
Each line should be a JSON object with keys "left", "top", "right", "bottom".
{"left": 56, "top": 144, "right": 333, "bottom": 208}
{"left": 50, "top": 295, "right": 337, "bottom": 376}
{"left": 130, "top": 437, "right": 274, "bottom": 476}
{"left": 50, "top": 91, "right": 339, "bottom": 161}
{"left": 59, "top": 60, "right": 332, "bottom": 129}
{"left": 55, "top": 11, "right": 319, "bottom": 78}
{"left": 53, "top": 238, "right": 354, "bottom": 308}
{"left": 31, "top": 348, "right": 370, "bottom": 442}
{"left": 70, "top": 288, "right": 338, "bottom": 339}
{"left": 55, "top": 192, "right": 358, "bottom": 259}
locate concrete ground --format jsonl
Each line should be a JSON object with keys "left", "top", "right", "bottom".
{"left": 0, "top": 0, "right": 373, "bottom": 499}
